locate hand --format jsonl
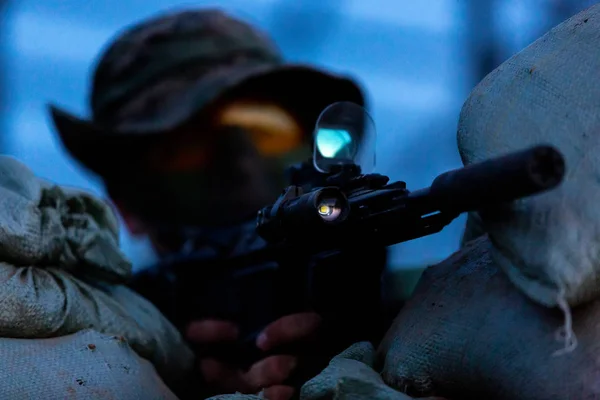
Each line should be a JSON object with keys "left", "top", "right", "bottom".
{"left": 187, "top": 312, "right": 322, "bottom": 400}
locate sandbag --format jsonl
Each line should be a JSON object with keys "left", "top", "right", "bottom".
{"left": 380, "top": 236, "right": 600, "bottom": 400}
{"left": 0, "top": 329, "right": 179, "bottom": 399}
{"left": 205, "top": 343, "right": 446, "bottom": 400}
{"left": 378, "top": 6, "right": 600, "bottom": 399}
{"left": 0, "top": 155, "right": 194, "bottom": 388}
{"left": 457, "top": 3, "right": 600, "bottom": 310}
{"left": 300, "top": 342, "right": 445, "bottom": 400}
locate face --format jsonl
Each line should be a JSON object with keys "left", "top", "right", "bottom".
{"left": 114, "top": 100, "right": 311, "bottom": 232}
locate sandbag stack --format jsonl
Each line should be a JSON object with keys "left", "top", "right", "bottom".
{"left": 380, "top": 4, "right": 600, "bottom": 399}
{"left": 0, "top": 155, "right": 194, "bottom": 398}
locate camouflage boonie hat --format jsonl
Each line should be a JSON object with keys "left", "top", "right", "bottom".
{"left": 49, "top": 9, "right": 365, "bottom": 177}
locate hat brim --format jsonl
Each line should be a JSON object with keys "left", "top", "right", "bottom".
{"left": 49, "top": 64, "right": 366, "bottom": 177}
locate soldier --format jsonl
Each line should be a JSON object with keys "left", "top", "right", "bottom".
{"left": 49, "top": 8, "right": 388, "bottom": 400}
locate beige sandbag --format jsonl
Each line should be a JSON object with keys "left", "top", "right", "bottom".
{"left": 0, "top": 155, "right": 194, "bottom": 386}
{"left": 204, "top": 343, "right": 445, "bottom": 400}
{"left": 379, "top": 236, "right": 600, "bottom": 400}
{"left": 457, "top": 4, "right": 600, "bottom": 310}
{"left": 0, "top": 329, "right": 178, "bottom": 399}
{"left": 300, "top": 342, "right": 445, "bottom": 400}
{"left": 378, "top": 6, "right": 600, "bottom": 399}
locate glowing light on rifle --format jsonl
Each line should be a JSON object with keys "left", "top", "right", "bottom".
{"left": 316, "top": 197, "right": 346, "bottom": 222}
{"left": 318, "top": 204, "right": 332, "bottom": 215}
{"left": 316, "top": 128, "right": 352, "bottom": 158}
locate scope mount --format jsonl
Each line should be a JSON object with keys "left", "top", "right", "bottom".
{"left": 287, "top": 159, "right": 393, "bottom": 194}
{"left": 324, "top": 163, "right": 391, "bottom": 195}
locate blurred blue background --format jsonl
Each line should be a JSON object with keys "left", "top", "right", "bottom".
{"left": 0, "top": 0, "right": 595, "bottom": 271}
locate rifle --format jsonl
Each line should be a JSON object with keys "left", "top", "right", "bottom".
{"left": 130, "top": 101, "right": 565, "bottom": 380}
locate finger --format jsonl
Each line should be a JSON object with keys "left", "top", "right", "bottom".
{"left": 244, "top": 355, "right": 297, "bottom": 389}
{"left": 263, "top": 385, "right": 295, "bottom": 400}
{"left": 257, "top": 312, "right": 322, "bottom": 350}
{"left": 186, "top": 320, "right": 239, "bottom": 343}
{"left": 199, "top": 358, "right": 250, "bottom": 392}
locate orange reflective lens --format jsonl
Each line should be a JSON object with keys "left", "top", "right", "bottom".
{"left": 145, "top": 102, "right": 306, "bottom": 173}
{"left": 216, "top": 102, "right": 305, "bottom": 156}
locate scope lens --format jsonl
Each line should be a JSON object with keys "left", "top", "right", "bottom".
{"left": 317, "top": 198, "right": 344, "bottom": 222}
{"left": 316, "top": 128, "right": 353, "bottom": 158}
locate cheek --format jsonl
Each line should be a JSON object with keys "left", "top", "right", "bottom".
{"left": 164, "top": 149, "right": 211, "bottom": 172}
{"left": 147, "top": 138, "right": 214, "bottom": 173}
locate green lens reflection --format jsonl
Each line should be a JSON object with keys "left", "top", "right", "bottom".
{"left": 315, "top": 128, "right": 352, "bottom": 158}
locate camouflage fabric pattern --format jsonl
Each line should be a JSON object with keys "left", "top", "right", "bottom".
{"left": 91, "top": 9, "right": 284, "bottom": 132}
{"left": 50, "top": 8, "right": 364, "bottom": 177}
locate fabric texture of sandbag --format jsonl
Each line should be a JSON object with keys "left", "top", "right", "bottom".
{"left": 300, "top": 342, "right": 445, "bottom": 400}
{"left": 0, "top": 155, "right": 194, "bottom": 389}
{"left": 0, "top": 329, "right": 179, "bottom": 399}
{"left": 457, "top": 4, "right": 600, "bottom": 310}
{"left": 378, "top": 5, "right": 600, "bottom": 399}
{"left": 380, "top": 236, "right": 600, "bottom": 400}
{"left": 205, "top": 343, "right": 446, "bottom": 400}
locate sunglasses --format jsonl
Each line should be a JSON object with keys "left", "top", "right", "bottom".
{"left": 145, "top": 101, "right": 309, "bottom": 173}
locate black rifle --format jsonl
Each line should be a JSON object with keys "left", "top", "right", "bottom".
{"left": 257, "top": 144, "right": 565, "bottom": 252}
{"left": 131, "top": 143, "right": 565, "bottom": 381}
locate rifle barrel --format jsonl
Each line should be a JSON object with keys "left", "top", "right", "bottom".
{"left": 410, "top": 145, "right": 565, "bottom": 214}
